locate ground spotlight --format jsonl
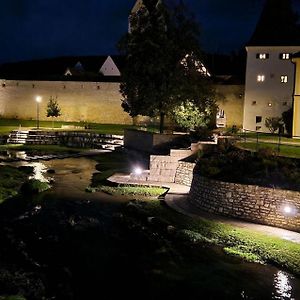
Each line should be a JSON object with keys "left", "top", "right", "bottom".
{"left": 134, "top": 167, "right": 143, "bottom": 175}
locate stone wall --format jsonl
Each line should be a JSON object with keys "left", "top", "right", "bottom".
{"left": 8, "top": 130, "right": 123, "bottom": 148}
{"left": 0, "top": 79, "right": 244, "bottom": 128}
{"left": 148, "top": 149, "right": 194, "bottom": 183}
{"left": 124, "top": 129, "right": 188, "bottom": 154}
{"left": 0, "top": 80, "right": 132, "bottom": 124}
{"left": 215, "top": 84, "right": 244, "bottom": 128}
{"left": 189, "top": 174, "right": 300, "bottom": 232}
{"left": 174, "top": 162, "right": 195, "bottom": 186}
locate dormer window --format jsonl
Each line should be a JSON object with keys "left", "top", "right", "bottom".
{"left": 256, "top": 53, "right": 269, "bottom": 60}
{"left": 280, "top": 53, "right": 290, "bottom": 60}
{"left": 257, "top": 75, "right": 265, "bottom": 82}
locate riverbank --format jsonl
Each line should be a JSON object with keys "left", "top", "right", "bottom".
{"left": 0, "top": 149, "right": 299, "bottom": 299}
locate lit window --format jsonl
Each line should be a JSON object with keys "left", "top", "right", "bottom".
{"left": 256, "top": 116, "right": 262, "bottom": 123}
{"left": 257, "top": 75, "right": 265, "bottom": 82}
{"left": 256, "top": 53, "right": 269, "bottom": 60}
{"left": 252, "top": 101, "right": 257, "bottom": 105}
{"left": 280, "top": 53, "right": 290, "bottom": 60}
{"left": 281, "top": 75, "right": 288, "bottom": 83}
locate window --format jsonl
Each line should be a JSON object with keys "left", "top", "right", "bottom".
{"left": 256, "top": 53, "right": 269, "bottom": 60}
{"left": 257, "top": 75, "right": 265, "bottom": 82}
{"left": 217, "top": 109, "right": 225, "bottom": 118}
{"left": 281, "top": 75, "right": 288, "bottom": 83}
{"left": 256, "top": 116, "right": 262, "bottom": 123}
{"left": 283, "top": 101, "right": 288, "bottom": 106}
{"left": 252, "top": 101, "right": 257, "bottom": 105}
{"left": 256, "top": 126, "right": 262, "bottom": 131}
{"left": 268, "top": 102, "right": 272, "bottom": 107}
{"left": 280, "top": 53, "right": 290, "bottom": 60}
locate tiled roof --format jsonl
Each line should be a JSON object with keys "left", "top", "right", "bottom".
{"left": 0, "top": 55, "right": 124, "bottom": 82}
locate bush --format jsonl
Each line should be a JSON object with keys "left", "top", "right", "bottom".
{"left": 264, "top": 117, "right": 283, "bottom": 134}
{"left": 21, "top": 180, "right": 50, "bottom": 194}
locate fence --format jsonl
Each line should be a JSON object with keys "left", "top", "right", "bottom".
{"left": 235, "top": 129, "right": 300, "bottom": 157}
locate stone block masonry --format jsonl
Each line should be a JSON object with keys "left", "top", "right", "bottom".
{"left": 189, "top": 174, "right": 300, "bottom": 232}
{"left": 0, "top": 80, "right": 132, "bottom": 124}
{"left": 174, "top": 162, "right": 195, "bottom": 186}
{"left": 148, "top": 150, "right": 195, "bottom": 184}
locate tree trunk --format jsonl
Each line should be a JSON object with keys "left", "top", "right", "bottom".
{"left": 159, "top": 112, "right": 165, "bottom": 134}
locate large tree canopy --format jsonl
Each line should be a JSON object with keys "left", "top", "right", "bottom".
{"left": 119, "top": 0, "right": 216, "bottom": 133}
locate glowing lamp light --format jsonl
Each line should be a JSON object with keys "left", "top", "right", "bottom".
{"left": 36, "top": 96, "right": 42, "bottom": 103}
{"left": 284, "top": 206, "right": 292, "bottom": 214}
{"left": 134, "top": 167, "right": 143, "bottom": 175}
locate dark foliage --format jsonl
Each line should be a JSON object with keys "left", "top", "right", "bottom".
{"left": 195, "top": 145, "right": 300, "bottom": 191}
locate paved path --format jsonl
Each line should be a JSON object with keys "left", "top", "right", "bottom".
{"left": 108, "top": 173, "right": 300, "bottom": 244}
{"left": 165, "top": 193, "right": 300, "bottom": 244}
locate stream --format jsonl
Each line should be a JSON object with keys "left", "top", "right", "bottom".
{"left": 0, "top": 150, "right": 300, "bottom": 299}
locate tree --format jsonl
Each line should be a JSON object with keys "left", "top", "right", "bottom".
{"left": 46, "top": 96, "right": 61, "bottom": 129}
{"left": 119, "top": 0, "right": 215, "bottom": 133}
{"left": 265, "top": 117, "right": 283, "bottom": 134}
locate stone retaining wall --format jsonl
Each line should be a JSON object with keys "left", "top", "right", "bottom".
{"left": 174, "top": 162, "right": 195, "bottom": 186}
{"left": 148, "top": 149, "right": 194, "bottom": 183}
{"left": 8, "top": 130, "right": 123, "bottom": 148}
{"left": 189, "top": 174, "right": 300, "bottom": 232}
{"left": 124, "top": 129, "right": 188, "bottom": 154}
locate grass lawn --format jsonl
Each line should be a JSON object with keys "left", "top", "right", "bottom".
{"left": 241, "top": 132, "right": 300, "bottom": 144}
{"left": 91, "top": 184, "right": 167, "bottom": 198}
{"left": 0, "top": 119, "right": 160, "bottom": 135}
{"left": 237, "top": 141, "right": 300, "bottom": 158}
{"left": 130, "top": 200, "right": 300, "bottom": 276}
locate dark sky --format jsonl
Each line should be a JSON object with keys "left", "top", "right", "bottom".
{"left": 0, "top": 0, "right": 299, "bottom": 63}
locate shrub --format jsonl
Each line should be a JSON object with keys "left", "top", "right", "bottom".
{"left": 264, "top": 117, "right": 283, "bottom": 134}
{"left": 21, "top": 180, "right": 50, "bottom": 194}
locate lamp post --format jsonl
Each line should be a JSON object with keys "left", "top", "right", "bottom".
{"left": 35, "top": 96, "right": 42, "bottom": 129}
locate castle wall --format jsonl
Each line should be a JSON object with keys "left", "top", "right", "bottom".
{"left": 0, "top": 79, "right": 244, "bottom": 128}
{"left": 215, "top": 84, "right": 244, "bottom": 128}
{"left": 0, "top": 79, "right": 133, "bottom": 124}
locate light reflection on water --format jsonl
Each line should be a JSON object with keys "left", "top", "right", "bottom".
{"left": 0, "top": 151, "right": 49, "bottom": 183}
{"left": 27, "top": 162, "right": 49, "bottom": 182}
{"left": 273, "top": 271, "right": 294, "bottom": 300}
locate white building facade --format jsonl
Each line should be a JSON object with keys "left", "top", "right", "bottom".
{"left": 243, "top": 46, "right": 300, "bottom": 132}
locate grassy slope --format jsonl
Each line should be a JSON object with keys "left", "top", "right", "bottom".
{"left": 237, "top": 141, "right": 300, "bottom": 158}
{"left": 133, "top": 200, "right": 300, "bottom": 276}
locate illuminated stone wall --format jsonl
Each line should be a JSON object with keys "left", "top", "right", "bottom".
{"left": 215, "top": 84, "right": 244, "bottom": 128}
{"left": 0, "top": 80, "right": 132, "bottom": 124}
{"left": 0, "top": 79, "right": 244, "bottom": 127}
{"left": 189, "top": 174, "right": 300, "bottom": 232}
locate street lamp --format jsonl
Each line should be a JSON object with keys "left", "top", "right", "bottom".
{"left": 35, "top": 96, "right": 42, "bottom": 129}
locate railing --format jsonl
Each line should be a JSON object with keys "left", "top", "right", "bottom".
{"left": 234, "top": 129, "right": 300, "bottom": 157}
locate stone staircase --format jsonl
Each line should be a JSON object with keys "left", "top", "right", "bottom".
{"left": 7, "top": 130, "right": 124, "bottom": 151}
{"left": 7, "top": 130, "right": 29, "bottom": 144}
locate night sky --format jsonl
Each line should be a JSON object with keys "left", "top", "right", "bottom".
{"left": 0, "top": 0, "right": 299, "bottom": 64}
